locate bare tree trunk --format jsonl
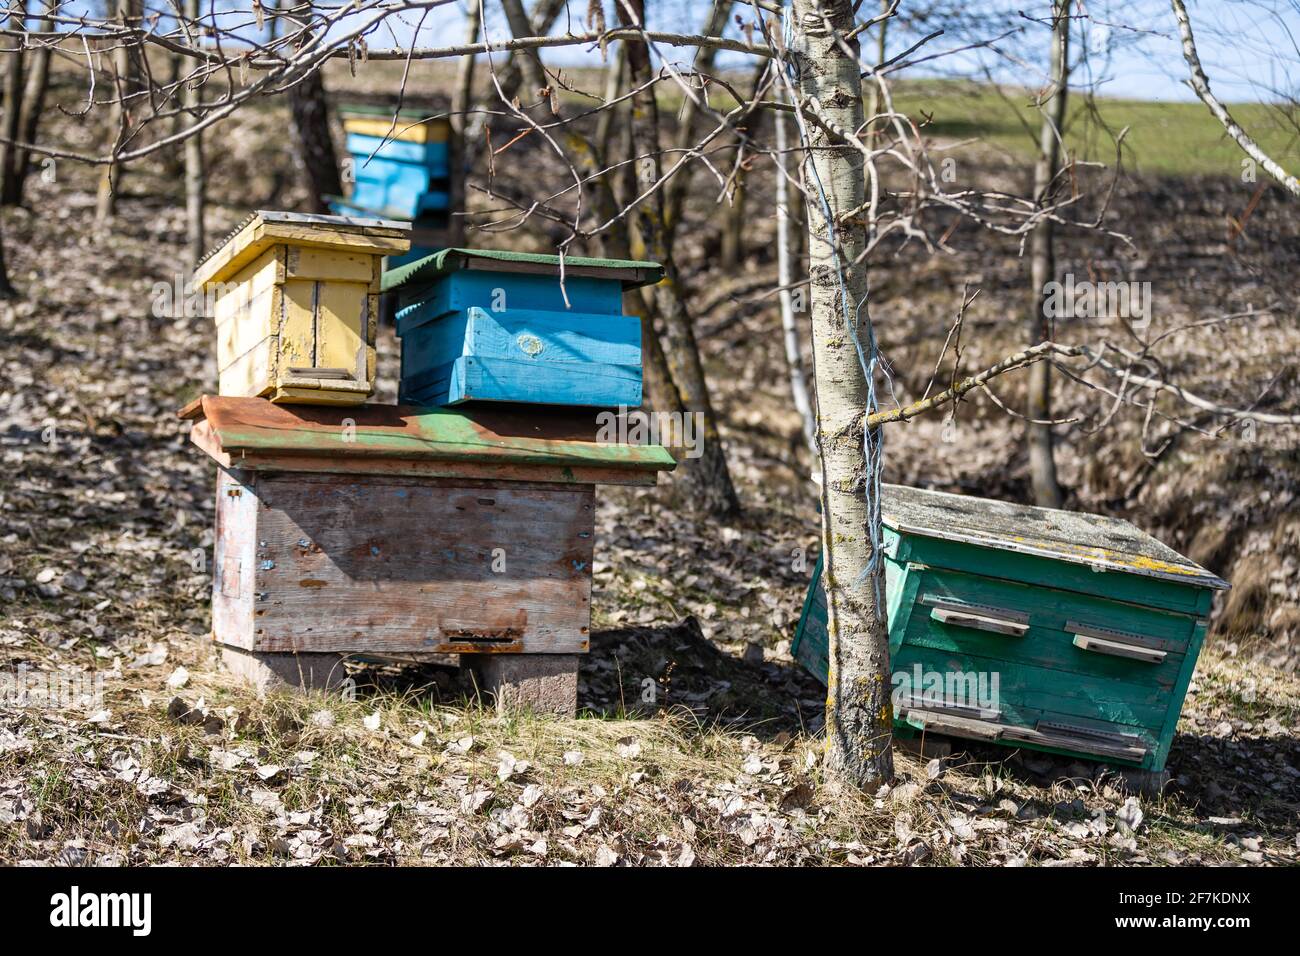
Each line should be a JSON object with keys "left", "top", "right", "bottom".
{"left": 287, "top": 57, "right": 341, "bottom": 211}
{"left": 593, "top": 43, "right": 625, "bottom": 167}
{"left": 1026, "top": 0, "right": 1070, "bottom": 510}
{"left": 13, "top": 2, "right": 53, "bottom": 203}
{"left": 718, "top": 58, "right": 769, "bottom": 269}
{"left": 618, "top": 0, "right": 740, "bottom": 517}
{"left": 96, "top": 0, "right": 139, "bottom": 224}
{"left": 450, "top": 3, "right": 481, "bottom": 137}
{"left": 0, "top": 0, "right": 26, "bottom": 206}
{"left": 663, "top": 0, "right": 733, "bottom": 238}
{"left": 775, "top": 87, "right": 817, "bottom": 455}
{"left": 553, "top": 37, "right": 686, "bottom": 428}
{"left": 864, "top": 0, "right": 888, "bottom": 143}
{"left": 162, "top": 48, "right": 184, "bottom": 180}
{"left": 0, "top": 219, "right": 16, "bottom": 297}
{"left": 793, "top": 0, "right": 893, "bottom": 790}
{"left": 496, "top": 0, "right": 568, "bottom": 108}
{"left": 719, "top": 175, "right": 746, "bottom": 268}
{"left": 183, "top": 0, "right": 205, "bottom": 268}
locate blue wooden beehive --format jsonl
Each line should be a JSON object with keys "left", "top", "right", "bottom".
{"left": 382, "top": 248, "right": 663, "bottom": 408}
{"left": 329, "top": 110, "right": 459, "bottom": 267}
{"left": 792, "top": 484, "right": 1228, "bottom": 773}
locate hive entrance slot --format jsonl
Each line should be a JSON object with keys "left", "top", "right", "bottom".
{"left": 289, "top": 367, "right": 351, "bottom": 379}
{"left": 442, "top": 629, "right": 522, "bottom": 647}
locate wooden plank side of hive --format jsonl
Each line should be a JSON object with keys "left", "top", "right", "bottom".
{"left": 248, "top": 475, "right": 594, "bottom": 655}
{"left": 314, "top": 281, "right": 370, "bottom": 372}
{"left": 212, "top": 248, "right": 284, "bottom": 382}
{"left": 212, "top": 468, "right": 259, "bottom": 650}
{"left": 286, "top": 246, "right": 376, "bottom": 284}
{"left": 278, "top": 277, "right": 318, "bottom": 374}
{"left": 1150, "top": 614, "right": 1211, "bottom": 771}
{"left": 217, "top": 337, "right": 277, "bottom": 400}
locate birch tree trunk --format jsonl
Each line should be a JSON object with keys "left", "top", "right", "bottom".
{"left": 793, "top": 0, "right": 894, "bottom": 789}
{"left": 618, "top": 0, "right": 740, "bottom": 518}
{"left": 182, "top": 0, "right": 205, "bottom": 268}
{"left": 774, "top": 89, "right": 817, "bottom": 455}
{"left": 1026, "top": 0, "right": 1070, "bottom": 510}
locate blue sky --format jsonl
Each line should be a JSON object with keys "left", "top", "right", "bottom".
{"left": 105, "top": 0, "right": 1298, "bottom": 104}
{"left": 430, "top": 0, "right": 1300, "bottom": 103}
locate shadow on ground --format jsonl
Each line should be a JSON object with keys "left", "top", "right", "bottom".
{"left": 338, "top": 616, "right": 827, "bottom": 740}
{"left": 579, "top": 617, "right": 828, "bottom": 738}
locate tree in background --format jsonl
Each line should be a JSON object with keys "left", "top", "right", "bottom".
{"left": 1026, "top": 1, "right": 1072, "bottom": 509}
{"left": 182, "top": 0, "right": 205, "bottom": 267}
{"left": 615, "top": 0, "right": 741, "bottom": 517}
{"left": 11, "top": 0, "right": 53, "bottom": 206}
{"left": 0, "top": 0, "right": 24, "bottom": 206}
{"left": 284, "top": 3, "right": 342, "bottom": 213}
{"left": 95, "top": 0, "right": 143, "bottom": 223}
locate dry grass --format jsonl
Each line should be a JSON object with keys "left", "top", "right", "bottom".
{"left": 1, "top": 636, "right": 1295, "bottom": 866}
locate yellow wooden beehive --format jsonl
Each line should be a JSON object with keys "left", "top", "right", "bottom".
{"left": 194, "top": 211, "right": 411, "bottom": 405}
{"left": 340, "top": 114, "right": 450, "bottom": 144}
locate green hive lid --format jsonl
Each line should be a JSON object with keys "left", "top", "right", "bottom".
{"left": 339, "top": 103, "right": 442, "bottom": 121}
{"left": 382, "top": 248, "right": 664, "bottom": 294}
{"left": 881, "top": 483, "right": 1228, "bottom": 589}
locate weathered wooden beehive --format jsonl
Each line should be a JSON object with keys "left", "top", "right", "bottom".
{"left": 792, "top": 484, "right": 1228, "bottom": 773}
{"left": 195, "top": 211, "right": 410, "bottom": 406}
{"left": 384, "top": 249, "right": 662, "bottom": 408}
{"left": 331, "top": 108, "right": 461, "bottom": 265}
{"left": 181, "top": 395, "right": 675, "bottom": 711}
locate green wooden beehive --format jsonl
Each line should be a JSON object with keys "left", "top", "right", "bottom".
{"left": 792, "top": 484, "right": 1228, "bottom": 772}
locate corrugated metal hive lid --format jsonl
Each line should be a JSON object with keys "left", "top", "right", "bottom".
{"left": 179, "top": 396, "right": 675, "bottom": 486}
{"left": 382, "top": 248, "right": 664, "bottom": 294}
{"left": 881, "top": 483, "right": 1228, "bottom": 589}
{"left": 195, "top": 211, "right": 411, "bottom": 287}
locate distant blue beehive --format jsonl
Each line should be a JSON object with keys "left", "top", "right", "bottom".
{"left": 329, "top": 112, "right": 460, "bottom": 265}
{"left": 382, "top": 249, "right": 663, "bottom": 408}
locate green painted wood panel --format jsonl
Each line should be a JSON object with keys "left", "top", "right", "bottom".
{"left": 892, "top": 533, "right": 1212, "bottom": 616}
{"left": 911, "top": 566, "right": 1195, "bottom": 667}
{"left": 792, "top": 524, "right": 1218, "bottom": 771}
